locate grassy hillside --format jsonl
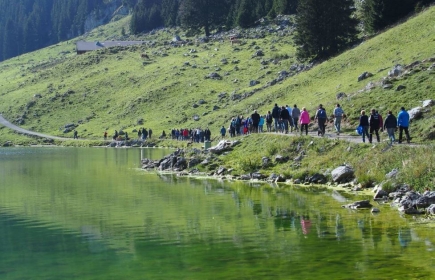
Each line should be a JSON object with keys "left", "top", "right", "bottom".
{"left": 0, "top": 7, "right": 434, "bottom": 143}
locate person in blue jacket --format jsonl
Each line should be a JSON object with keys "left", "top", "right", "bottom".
{"left": 397, "top": 107, "right": 410, "bottom": 143}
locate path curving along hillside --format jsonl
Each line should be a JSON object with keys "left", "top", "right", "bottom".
{"left": 0, "top": 114, "right": 72, "bottom": 140}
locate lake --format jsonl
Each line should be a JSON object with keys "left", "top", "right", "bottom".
{"left": 0, "top": 147, "right": 434, "bottom": 279}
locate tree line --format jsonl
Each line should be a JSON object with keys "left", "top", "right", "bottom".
{"left": 0, "top": 0, "right": 116, "bottom": 61}
{"left": 0, "top": 0, "right": 433, "bottom": 62}
{"left": 130, "top": 0, "right": 434, "bottom": 60}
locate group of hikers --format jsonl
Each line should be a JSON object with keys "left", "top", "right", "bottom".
{"left": 170, "top": 128, "right": 213, "bottom": 142}
{"left": 226, "top": 103, "right": 412, "bottom": 144}
{"left": 105, "top": 128, "right": 153, "bottom": 141}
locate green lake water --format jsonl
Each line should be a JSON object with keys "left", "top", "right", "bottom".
{"left": 1, "top": 147, "right": 435, "bottom": 279}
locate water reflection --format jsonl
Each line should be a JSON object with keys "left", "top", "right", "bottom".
{"left": 1, "top": 148, "right": 435, "bottom": 279}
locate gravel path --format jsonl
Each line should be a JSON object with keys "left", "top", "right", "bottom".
{"left": 0, "top": 114, "right": 72, "bottom": 140}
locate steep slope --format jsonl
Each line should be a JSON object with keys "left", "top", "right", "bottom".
{"left": 0, "top": 7, "right": 434, "bottom": 143}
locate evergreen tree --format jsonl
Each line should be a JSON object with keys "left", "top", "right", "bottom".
{"left": 361, "top": 0, "right": 415, "bottom": 34}
{"left": 179, "top": 0, "right": 230, "bottom": 36}
{"left": 237, "top": 0, "right": 257, "bottom": 28}
{"left": 161, "top": 0, "right": 179, "bottom": 27}
{"left": 295, "top": 0, "right": 357, "bottom": 60}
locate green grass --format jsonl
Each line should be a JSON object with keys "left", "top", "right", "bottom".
{"left": 0, "top": 7, "right": 434, "bottom": 187}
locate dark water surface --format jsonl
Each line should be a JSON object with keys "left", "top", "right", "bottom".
{"left": 0, "top": 147, "right": 435, "bottom": 279}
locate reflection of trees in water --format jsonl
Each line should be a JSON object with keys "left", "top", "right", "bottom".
{"left": 399, "top": 228, "right": 412, "bottom": 248}
{"left": 335, "top": 214, "right": 345, "bottom": 241}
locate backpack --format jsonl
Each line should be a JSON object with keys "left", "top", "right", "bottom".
{"left": 317, "top": 109, "right": 326, "bottom": 119}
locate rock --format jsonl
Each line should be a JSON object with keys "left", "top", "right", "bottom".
{"left": 427, "top": 204, "right": 435, "bottom": 215}
{"left": 268, "top": 173, "right": 279, "bottom": 182}
{"left": 193, "top": 115, "right": 200, "bottom": 121}
{"left": 188, "top": 158, "right": 201, "bottom": 168}
{"left": 3, "top": 141, "right": 13, "bottom": 147}
{"left": 275, "top": 155, "right": 289, "bottom": 163}
{"left": 206, "top": 72, "right": 222, "bottom": 80}
{"left": 307, "top": 173, "right": 327, "bottom": 184}
{"left": 358, "top": 71, "right": 373, "bottom": 82}
{"left": 294, "top": 179, "right": 302, "bottom": 184}
{"left": 212, "top": 105, "right": 220, "bottom": 111}
{"left": 342, "top": 200, "right": 372, "bottom": 209}
{"left": 396, "top": 85, "right": 406, "bottom": 91}
{"left": 371, "top": 208, "right": 380, "bottom": 213}
{"left": 198, "top": 99, "right": 206, "bottom": 104}
{"left": 254, "top": 50, "right": 264, "bottom": 57}
{"left": 274, "top": 175, "right": 286, "bottom": 183}
{"left": 383, "top": 84, "right": 393, "bottom": 89}
{"left": 192, "top": 103, "right": 199, "bottom": 108}
{"left": 422, "top": 99, "right": 434, "bottom": 108}
{"left": 374, "top": 189, "right": 388, "bottom": 199}
{"left": 408, "top": 107, "right": 423, "bottom": 120}
{"left": 386, "top": 168, "right": 399, "bottom": 179}
{"left": 414, "top": 191, "right": 435, "bottom": 208}
{"left": 293, "top": 155, "right": 303, "bottom": 162}
{"left": 336, "top": 92, "right": 347, "bottom": 100}
{"left": 216, "top": 166, "right": 227, "bottom": 176}
{"left": 208, "top": 140, "right": 240, "bottom": 154}
{"left": 240, "top": 174, "right": 251, "bottom": 180}
{"left": 331, "top": 166, "right": 354, "bottom": 183}
{"left": 249, "top": 80, "right": 259, "bottom": 86}
{"left": 262, "top": 157, "right": 271, "bottom": 167}
{"left": 251, "top": 172, "right": 266, "bottom": 180}
{"left": 388, "top": 65, "right": 403, "bottom": 77}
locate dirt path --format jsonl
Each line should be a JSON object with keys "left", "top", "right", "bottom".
{"left": 0, "top": 114, "right": 73, "bottom": 140}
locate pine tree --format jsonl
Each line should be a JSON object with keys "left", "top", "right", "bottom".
{"left": 179, "top": 0, "right": 230, "bottom": 36}
{"left": 237, "top": 0, "right": 257, "bottom": 28}
{"left": 295, "top": 0, "right": 357, "bottom": 60}
{"left": 361, "top": 0, "right": 415, "bottom": 34}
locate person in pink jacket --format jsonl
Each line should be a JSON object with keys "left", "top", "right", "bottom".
{"left": 299, "top": 107, "right": 310, "bottom": 135}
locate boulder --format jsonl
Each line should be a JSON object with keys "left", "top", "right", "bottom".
{"left": 396, "top": 85, "right": 406, "bottom": 91}
{"left": 188, "top": 158, "right": 201, "bottom": 168}
{"left": 342, "top": 200, "right": 372, "bottom": 209}
{"left": 427, "top": 204, "right": 435, "bottom": 215}
{"left": 408, "top": 107, "right": 423, "bottom": 120}
{"left": 262, "top": 157, "right": 271, "bottom": 167}
{"left": 240, "top": 174, "right": 251, "bottom": 180}
{"left": 251, "top": 172, "right": 266, "bottom": 180}
{"left": 275, "top": 155, "right": 289, "bottom": 163}
{"left": 331, "top": 166, "right": 355, "bottom": 183}
{"left": 388, "top": 65, "right": 403, "bottom": 77}
{"left": 422, "top": 100, "right": 434, "bottom": 108}
{"left": 374, "top": 189, "right": 388, "bottom": 199}
{"left": 336, "top": 92, "right": 347, "bottom": 100}
{"left": 274, "top": 175, "right": 286, "bottom": 183}
{"left": 216, "top": 166, "right": 227, "bottom": 176}
{"left": 358, "top": 72, "right": 373, "bottom": 82}
{"left": 208, "top": 140, "right": 240, "bottom": 154}
{"left": 307, "top": 173, "right": 327, "bottom": 184}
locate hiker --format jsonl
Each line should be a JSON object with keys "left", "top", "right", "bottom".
{"left": 251, "top": 110, "right": 260, "bottom": 133}
{"left": 359, "top": 110, "right": 370, "bottom": 143}
{"left": 204, "top": 128, "right": 211, "bottom": 141}
{"left": 333, "top": 103, "right": 344, "bottom": 135}
{"left": 397, "top": 107, "right": 411, "bottom": 143}
{"left": 258, "top": 115, "right": 265, "bottom": 133}
{"left": 280, "top": 105, "right": 290, "bottom": 133}
{"left": 144, "top": 128, "right": 149, "bottom": 140}
{"left": 369, "top": 109, "right": 381, "bottom": 143}
{"left": 160, "top": 131, "right": 166, "bottom": 139}
{"left": 220, "top": 126, "right": 226, "bottom": 138}
{"left": 104, "top": 131, "right": 107, "bottom": 140}
{"left": 148, "top": 128, "right": 153, "bottom": 138}
{"left": 265, "top": 111, "right": 273, "bottom": 132}
{"left": 230, "top": 118, "right": 237, "bottom": 137}
{"left": 137, "top": 128, "right": 142, "bottom": 139}
{"left": 299, "top": 107, "right": 310, "bottom": 135}
{"left": 315, "top": 104, "right": 327, "bottom": 136}
{"left": 113, "top": 130, "right": 118, "bottom": 140}
{"left": 73, "top": 130, "right": 78, "bottom": 139}
{"left": 125, "top": 132, "right": 129, "bottom": 141}
{"left": 236, "top": 115, "right": 242, "bottom": 135}
{"left": 383, "top": 110, "right": 397, "bottom": 144}
{"left": 272, "top": 103, "right": 281, "bottom": 132}
{"left": 292, "top": 104, "right": 301, "bottom": 132}
{"left": 286, "top": 105, "right": 294, "bottom": 131}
